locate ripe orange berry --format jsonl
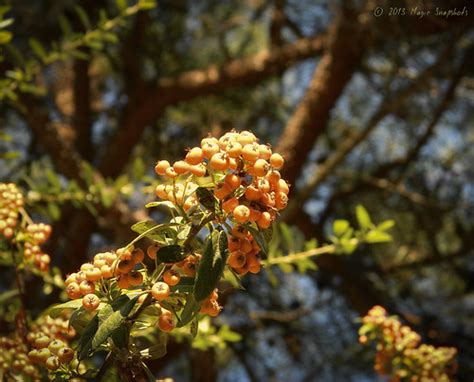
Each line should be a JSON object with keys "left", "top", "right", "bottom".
{"left": 248, "top": 208, "right": 262, "bottom": 222}
{"left": 228, "top": 251, "right": 246, "bottom": 268}
{"left": 45, "top": 356, "right": 60, "bottom": 371}
{"left": 233, "top": 205, "right": 250, "bottom": 223}
{"left": 224, "top": 173, "right": 241, "bottom": 190}
{"left": 65, "top": 273, "right": 77, "bottom": 286}
{"left": 163, "top": 269, "right": 181, "bottom": 286}
{"left": 66, "top": 282, "right": 81, "bottom": 299}
{"left": 201, "top": 136, "right": 219, "bottom": 147}
{"left": 266, "top": 170, "right": 281, "bottom": 186}
{"left": 147, "top": 243, "right": 160, "bottom": 260}
{"left": 237, "top": 131, "right": 257, "bottom": 146}
{"left": 231, "top": 225, "right": 247, "bottom": 239}
{"left": 48, "top": 340, "right": 65, "bottom": 355}
{"left": 270, "top": 153, "right": 284, "bottom": 169}
{"left": 127, "top": 271, "right": 144, "bottom": 286}
{"left": 155, "top": 160, "right": 170, "bottom": 176}
{"left": 131, "top": 248, "right": 145, "bottom": 264}
{"left": 248, "top": 262, "right": 261, "bottom": 274}
{"left": 219, "top": 132, "right": 238, "bottom": 149}
{"left": 258, "top": 144, "right": 272, "bottom": 160}
{"left": 57, "top": 347, "right": 74, "bottom": 364}
{"left": 227, "top": 236, "right": 241, "bottom": 251}
{"left": 240, "top": 239, "right": 253, "bottom": 254}
{"left": 165, "top": 167, "right": 178, "bottom": 179}
{"left": 235, "top": 263, "right": 249, "bottom": 276}
{"left": 257, "top": 178, "right": 271, "bottom": 192}
{"left": 275, "top": 191, "right": 288, "bottom": 210}
{"left": 173, "top": 160, "right": 190, "bottom": 175}
{"left": 260, "top": 192, "right": 275, "bottom": 207}
{"left": 82, "top": 294, "right": 100, "bottom": 311}
{"left": 79, "top": 281, "right": 95, "bottom": 295}
{"left": 209, "top": 153, "right": 229, "bottom": 171}
{"left": 257, "top": 211, "right": 272, "bottom": 229}
{"left": 244, "top": 185, "right": 261, "bottom": 201}
{"left": 276, "top": 179, "right": 290, "bottom": 195}
{"left": 222, "top": 197, "right": 239, "bottom": 214}
{"left": 225, "top": 141, "right": 243, "bottom": 158}
{"left": 182, "top": 257, "right": 197, "bottom": 276}
{"left": 202, "top": 141, "right": 220, "bottom": 159}
{"left": 242, "top": 144, "right": 260, "bottom": 163}
{"left": 157, "top": 310, "right": 175, "bottom": 332}
{"left": 117, "top": 259, "right": 134, "bottom": 274}
{"left": 116, "top": 274, "right": 131, "bottom": 289}
{"left": 85, "top": 268, "right": 102, "bottom": 282}
{"left": 152, "top": 282, "right": 170, "bottom": 300}
{"left": 228, "top": 157, "right": 238, "bottom": 170}
{"left": 190, "top": 163, "right": 207, "bottom": 177}
{"left": 214, "top": 184, "right": 232, "bottom": 200}
{"left": 80, "top": 263, "right": 94, "bottom": 272}
{"left": 185, "top": 147, "right": 203, "bottom": 165}
{"left": 207, "top": 300, "right": 222, "bottom": 317}
{"left": 252, "top": 159, "right": 269, "bottom": 177}
{"left": 100, "top": 265, "right": 114, "bottom": 278}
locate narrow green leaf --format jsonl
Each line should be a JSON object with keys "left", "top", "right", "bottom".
{"left": 365, "top": 230, "right": 392, "bottom": 243}
{"left": 356, "top": 204, "right": 372, "bottom": 229}
{"left": 92, "top": 311, "right": 124, "bottom": 350}
{"left": 48, "top": 299, "right": 83, "bottom": 318}
{"left": 29, "top": 38, "right": 47, "bottom": 60}
{"left": 74, "top": 5, "right": 92, "bottom": 30}
{"left": 377, "top": 220, "right": 395, "bottom": 231}
{"left": 178, "top": 295, "right": 200, "bottom": 327}
{"left": 246, "top": 225, "right": 268, "bottom": 255}
{"left": 193, "top": 230, "right": 228, "bottom": 302}
{"left": 58, "top": 15, "right": 73, "bottom": 36}
{"left": 77, "top": 315, "right": 99, "bottom": 360}
{"left": 196, "top": 187, "right": 216, "bottom": 211}
{"left": 333, "top": 219, "right": 350, "bottom": 237}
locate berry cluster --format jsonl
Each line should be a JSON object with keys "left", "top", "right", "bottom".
{"left": 0, "top": 183, "right": 52, "bottom": 272}
{"left": 0, "top": 335, "right": 42, "bottom": 381}
{"left": 28, "top": 336, "right": 75, "bottom": 371}
{"left": 227, "top": 226, "right": 261, "bottom": 275}
{"left": 359, "top": 306, "right": 457, "bottom": 382}
{"left": 0, "top": 182, "right": 23, "bottom": 239}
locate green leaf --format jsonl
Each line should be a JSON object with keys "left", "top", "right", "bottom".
{"left": 48, "top": 299, "right": 83, "bottom": 318}
{"left": 58, "top": 15, "right": 73, "bottom": 36}
{"left": 77, "top": 315, "right": 99, "bottom": 360}
{"left": 193, "top": 230, "right": 228, "bottom": 302}
{"left": 178, "top": 295, "right": 200, "bottom": 327}
{"left": 0, "top": 18, "right": 13, "bottom": 29}
{"left": 196, "top": 187, "right": 216, "bottom": 211}
{"left": 130, "top": 220, "right": 177, "bottom": 242}
{"left": 140, "top": 338, "right": 167, "bottom": 360}
{"left": 333, "top": 219, "right": 350, "bottom": 237}
{"left": 377, "top": 220, "right": 395, "bottom": 231}
{"left": 29, "top": 38, "right": 47, "bottom": 60}
{"left": 74, "top": 5, "right": 92, "bottom": 30}
{"left": 92, "top": 310, "right": 124, "bottom": 350}
{"left": 0, "top": 30, "right": 12, "bottom": 44}
{"left": 356, "top": 204, "right": 372, "bottom": 229}
{"left": 365, "top": 230, "right": 392, "bottom": 243}
{"left": 145, "top": 201, "right": 176, "bottom": 210}
{"left": 48, "top": 203, "right": 61, "bottom": 220}
{"left": 157, "top": 245, "right": 186, "bottom": 263}
{"left": 246, "top": 225, "right": 268, "bottom": 255}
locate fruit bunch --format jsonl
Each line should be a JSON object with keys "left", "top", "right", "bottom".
{"left": 359, "top": 306, "right": 457, "bottom": 382}
{"left": 154, "top": 130, "right": 289, "bottom": 275}
{"left": 0, "top": 183, "right": 52, "bottom": 272}
{"left": 0, "top": 182, "right": 23, "bottom": 239}
{"left": 28, "top": 335, "right": 75, "bottom": 372}
{"left": 0, "top": 335, "right": 42, "bottom": 381}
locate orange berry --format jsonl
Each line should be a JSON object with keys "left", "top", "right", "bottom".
{"left": 173, "top": 160, "right": 190, "bottom": 175}
{"left": 228, "top": 251, "right": 246, "bottom": 268}
{"left": 228, "top": 157, "right": 238, "bottom": 170}
{"left": 235, "top": 263, "right": 249, "bottom": 276}
{"left": 127, "top": 271, "right": 144, "bottom": 286}
{"left": 214, "top": 183, "right": 232, "bottom": 200}
{"left": 155, "top": 184, "right": 168, "bottom": 199}
{"left": 266, "top": 170, "right": 281, "bottom": 186}
{"left": 225, "top": 141, "right": 243, "bottom": 158}
{"left": 257, "top": 179, "right": 271, "bottom": 192}
{"left": 85, "top": 268, "right": 102, "bottom": 282}
{"left": 80, "top": 263, "right": 94, "bottom": 272}
{"left": 202, "top": 142, "right": 220, "bottom": 159}
{"left": 227, "top": 236, "right": 241, "bottom": 251}
{"left": 224, "top": 173, "right": 241, "bottom": 190}
{"left": 275, "top": 191, "right": 288, "bottom": 210}
{"left": 246, "top": 252, "right": 260, "bottom": 267}
{"left": 276, "top": 179, "right": 290, "bottom": 195}
{"left": 222, "top": 197, "right": 239, "bottom": 214}
{"left": 185, "top": 147, "right": 203, "bottom": 165}
{"left": 131, "top": 248, "right": 145, "bottom": 264}
{"left": 79, "top": 281, "right": 95, "bottom": 295}
{"left": 258, "top": 144, "right": 272, "bottom": 160}
{"left": 82, "top": 293, "right": 100, "bottom": 311}
{"left": 147, "top": 243, "right": 160, "bottom": 260}
{"left": 155, "top": 160, "right": 170, "bottom": 176}
{"left": 190, "top": 163, "right": 207, "bottom": 177}
{"left": 117, "top": 259, "right": 134, "bottom": 274}
{"left": 117, "top": 274, "right": 131, "bottom": 289}
{"left": 237, "top": 131, "right": 257, "bottom": 146}
{"left": 233, "top": 205, "right": 250, "bottom": 223}
{"left": 57, "top": 347, "right": 74, "bottom": 364}
{"left": 244, "top": 185, "right": 261, "bottom": 201}
{"left": 100, "top": 265, "right": 114, "bottom": 278}
{"left": 209, "top": 153, "right": 229, "bottom": 171}
{"left": 248, "top": 208, "right": 262, "bottom": 222}
{"left": 219, "top": 132, "right": 238, "bottom": 149}
{"left": 201, "top": 136, "right": 219, "bottom": 147}
{"left": 163, "top": 269, "right": 181, "bottom": 286}
{"left": 270, "top": 153, "right": 284, "bottom": 169}
{"left": 151, "top": 282, "right": 170, "bottom": 300}
{"left": 252, "top": 159, "right": 269, "bottom": 177}
{"left": 66, "top": 282, "right": 81, "bottom": 299}
{"left": 240, "top": 239, "right": 253, "bottom": 254}
{"left": 257, "top": 211, "right": 272, "bottom": 229}
{"left": 260, "top": 192, "right": 275, "bottom": 207}
{"left": 207, "top": 300, "right": 222, "bottom": 317}
{"left": 231, "top": 225, "right": 248, "bottom": 239}
{"left": 65, "top": 273, "right": 77, "bottom": 286}
{"left": 182, "top": 257, "right": 197, "bottom": 276}
{"left": 165, "top": 167, "right": 178, "bottom": 179}
{"left": 157, "top": 310, "right": 175, "bottom": 332}
{"left": 248, "top": 262, "right": 261, "bottom": 274}
{"left": 242, "top": 144, "right": 259, "bottom": 163}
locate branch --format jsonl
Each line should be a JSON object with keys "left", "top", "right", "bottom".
{"left": 275, "top": 8, "right": 370, "bottom": 187}
{"left": 282, "top": 47, "right": 451, "bottom": 222}
{"left": 99, "top": 33, "right": 326, "bottom": 177}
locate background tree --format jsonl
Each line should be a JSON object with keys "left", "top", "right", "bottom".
{"left": 1, "top": 0, "right": 473, "bottom": 380}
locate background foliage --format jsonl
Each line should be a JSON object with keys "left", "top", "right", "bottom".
{"left": 1, "top": 0, "right": 473, "bottom": 381}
